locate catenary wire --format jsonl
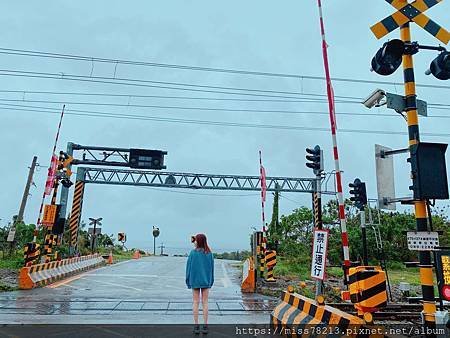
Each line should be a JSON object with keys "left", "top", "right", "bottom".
{"left": 0, "top": 46, "right": 449, "bottom": 91}
{"left": 2, "top": 103, "right": 450, "bottom": 138}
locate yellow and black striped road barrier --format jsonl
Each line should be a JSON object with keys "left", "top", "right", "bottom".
{"left": 271, "top": 290, "right": 381, "bottom": 337}
{"left": 259, "top": 245, "right": 265, "bottom": 279}
{"left": 43, "top": 234, "right": 57, "bottom": 262}
{"left": 19, "top": 253, "right": 105, "bottom": 289}
{"left": 265, "top": 250, "right": 276, "bottom": 282}
{"left": 23, "top": 242, "right": 40, "bottom": 266}
{"left": 348, "top": 266, "right": 387, "bottom": 315}
{"left": 69, "top": 180, "right": 85, "bottom": 252}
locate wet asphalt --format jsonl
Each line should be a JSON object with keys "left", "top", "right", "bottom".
{"left": 0, "top": 256, "right": 277, "bottom": 324}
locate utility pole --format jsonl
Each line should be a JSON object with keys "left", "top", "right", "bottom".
{"left": 17, "top": 156, "right": 38, "bottom": 223}
{"left": 159, "top": 243, "right": 165, "bottom": 256}
{"left": 9, "top": 156, "right": 38, "bottom": 254}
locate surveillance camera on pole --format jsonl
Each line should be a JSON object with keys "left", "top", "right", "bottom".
{"left": 362, "top": 89, "right": 386, "bottom": 108}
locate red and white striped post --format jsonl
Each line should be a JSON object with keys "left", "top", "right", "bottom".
{"left": 259, "top": 151, "right": 268, "bottom": 252}
{"left": 34, "top": 105, "right": 65, "bottom": 243}
{"left": 316, "top": 0, "right": 351, "bottom": 281}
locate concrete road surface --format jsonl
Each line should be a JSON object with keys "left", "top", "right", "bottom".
{"left": 0, "top": 256, "right": 278, "bottom": 324}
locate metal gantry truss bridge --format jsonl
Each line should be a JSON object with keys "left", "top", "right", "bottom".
{"left": 59, "top": 143, "right": 336, "bottom": 254}
{"left": 80, "top": 167, "right": 336, "bottom": 194}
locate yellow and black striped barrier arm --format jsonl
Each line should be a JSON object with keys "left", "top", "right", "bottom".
{"left": 69, "top": 180, "right": 85, "bottom": 254}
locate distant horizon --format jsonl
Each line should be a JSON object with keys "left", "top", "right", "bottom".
{"left": 140, "top": 245, "right": 249, "bottom": 255}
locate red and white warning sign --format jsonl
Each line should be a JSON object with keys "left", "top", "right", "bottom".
{"left": 310, "top": 229, "right": 329, "bottom": 281}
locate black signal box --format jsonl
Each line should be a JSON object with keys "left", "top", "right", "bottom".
{"left": 129, "top": 149, "right": 167, "bottom": 170}
{"left": 408, "top": 142, "right": 448, "bottom": 200}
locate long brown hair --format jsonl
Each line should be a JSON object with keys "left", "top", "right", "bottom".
{"left": 195, "top": 233, "right": 211, "bottom": 253}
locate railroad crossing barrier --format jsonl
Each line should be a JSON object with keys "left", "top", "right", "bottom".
{"left": 23, "top": 242, "right": 40, "bottom": 265}
{"left": 18, "top": 253, "right": 105, "bottom": 289}
{"left": 348, "top": 266, "right": 388, "bottom": 315}
{"left": 241, "top": 257, "right": 255, "bottom": 293}
{"left": 271, "top": 289, "right": 379, "bottom": 337}
{"left": 265, "top": 250, "right": 277, "bottom": 282}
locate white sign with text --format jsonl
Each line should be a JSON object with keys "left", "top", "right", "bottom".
{"left": 310, "top": 229, "right": 329, "bottom": 281}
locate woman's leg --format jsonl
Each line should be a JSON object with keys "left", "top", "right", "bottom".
{"left": 201, "top": 288, "right": 209, "bottom": 325}
{"left": 192, "top": 288, "right": 200, "bottom": 325}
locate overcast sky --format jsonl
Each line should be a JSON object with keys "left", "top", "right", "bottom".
{"left": 1, "top": 1, "right": 449, "bottom": 253}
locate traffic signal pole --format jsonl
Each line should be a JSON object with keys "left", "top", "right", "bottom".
{"left": 401, "top": 22, "right": 436, "bottom": 331}
{"left": 359, "top": 210, "right": 368, "bottom": 266}
{"left": 313, "top": 178, "right": 324, "bottom": 297}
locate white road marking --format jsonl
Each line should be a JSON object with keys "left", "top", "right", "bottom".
{"left": 46, "top": 272, "right": 88, "bottom": 288}
{"left": 89, "top": 274, "right": 158, "bottom": 278}
{"left": 83, "top": 278, "right": 144, "bottom": 291}
{"left": 221, "top": 262, "right": 232, "bottom": 288}
{"left": 46, "top": 259, "right": 137, "bottom": 289}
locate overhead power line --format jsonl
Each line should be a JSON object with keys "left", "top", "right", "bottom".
{"left": 0, "top": 98, "right": 448, "bottom": 118}
{"left": 0, "top": 89, "right": 448, "bottom": 111}
{"left": 0, "top": 46, "right": 450, "bottom": 91}
{"left": 0, "top": 70, "right": 449, "bottom": 111}
{"left": 2, "top": 103, "right": 450, "bottom": 138}
{"left": 0, "top": 98, "right": 391, "bottom": 117}
{"left": 0, "top": 69, "right": 327, "bottom": 99}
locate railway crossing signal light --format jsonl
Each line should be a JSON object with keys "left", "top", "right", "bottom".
{"left": 428, "top": 51, "right": 450, "bottom": 80}
{"left": 407, "top": 143, "right": 449, "bottom": 200}
{"left": 305, "top": 145, "right": 323, "bottom": 175}
{"left": 129, "top": 149, "right": 167, "bottom": 170}
{"left": 371, "top": 39, "right": 405, "bottom": 76}
{"left": 349, "top": 178, "right": 367, "bottom": 211}
{"left": 58, "top": 151, "right": 74, "bottom": 188}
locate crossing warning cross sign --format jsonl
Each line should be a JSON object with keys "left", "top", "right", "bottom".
{"left": 371, "top": 0, "right": 450, "bottom": 44}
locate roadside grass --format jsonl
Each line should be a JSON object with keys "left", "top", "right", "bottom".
{"left": 97, "top": 248, "right": 135, "bottom": 262}
{"left": 274, "top": 256, "right": 425, "bottom": 287}
{"left": 0, "top": 251, "right": 24, "bottom": 270}
{"left": 387, "top": 267, "right": 420, "bottom": 286}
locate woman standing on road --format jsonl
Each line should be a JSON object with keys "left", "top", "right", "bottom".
{"left": 186, "top": 233, "right": 214, "bottom": 335}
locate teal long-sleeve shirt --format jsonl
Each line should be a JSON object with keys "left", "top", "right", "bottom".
{"left": 185, "top": 248, "right": 214, "bottom": 289}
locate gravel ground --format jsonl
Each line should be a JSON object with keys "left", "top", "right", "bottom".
{"left": 257, "top": 274, "right": 423, "bottom": 304}
{"left": 0, "top": 268, "right": 19, "bottom": 291}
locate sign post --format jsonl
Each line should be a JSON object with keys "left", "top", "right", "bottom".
{"left": 88, "top": 217, "right": 102, "bottom": 253}
{"left": 311, "top": 229, "right": 329, "bottom": 283}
